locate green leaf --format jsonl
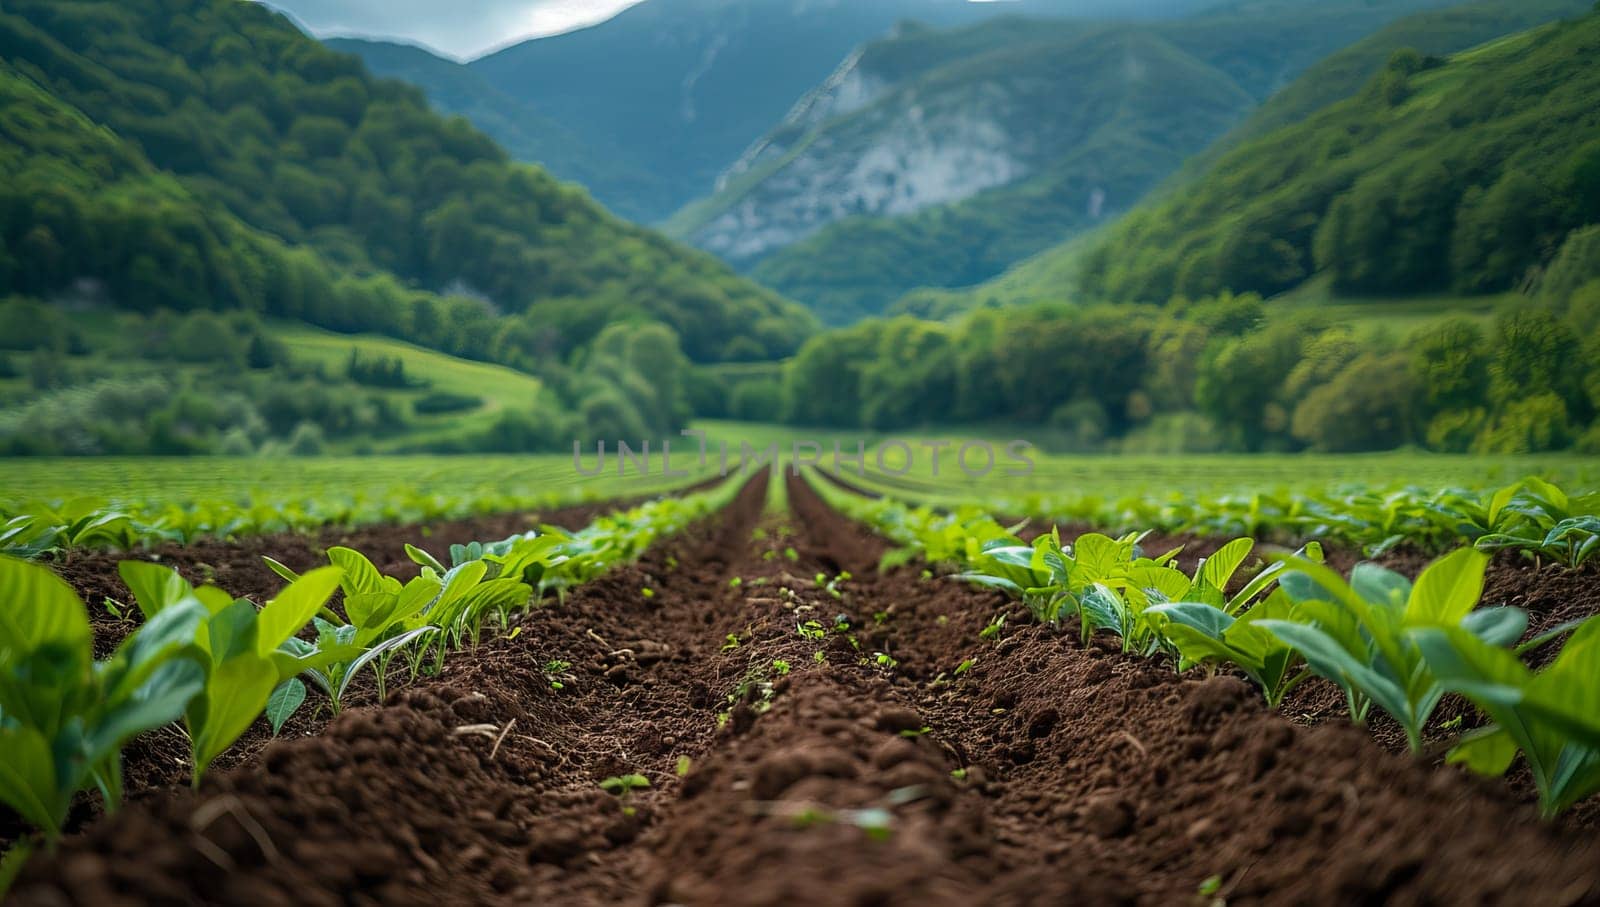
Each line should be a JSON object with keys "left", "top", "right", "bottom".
{"left": 1404, "top": 547, "right": 1488, "bottom": 625}
{"left": 1459, "top": 607, "right": 1528, "bottom": 648}
{"left": 261, "top": 556, "right": 301, "bottom": 584}
{"left": 1447, "top": 726, "right": 1517, "bottom": 777}
{"left": 256, "top": 565, "right": 342, "bottom": 655}
{"left": 1150, "top": 601, "right": 1234, "bottom": 639}
{"left": 327, "top": 547, "right": 394, "bottom": 597}
{"left": 1351, "top": 563, "right": 1410, "bottom": 608}
{"left": 117, "top": 561, "right": 194, "bottom": 619}
{"left": 335, "top": 626, "right": 438, "bottom": 701}
{"left": 205, "top": 600, "right": 260, "bottom": 665}
{"left": 1258, "top": 618, "right": 1412, "bottom": 730}
{"left": 266, "top": 679, "right": 306, "bottom": 736}
{"left": 189, "top": 656, "right": 278, "bottom": 782}
{"left": 1199, "top": 538, "right": 1253, "bottom": 592}
{"left": 0, "top": 725, "right": 62, "bottom": 836}
{"left": 405, "top": 543, "right": 447, "bottom": 575}
{"left": 89, "top": 659, "right": 206, "bottom": 758}
{"left": 0, "top": 555, "right": 90, "bottom": 654}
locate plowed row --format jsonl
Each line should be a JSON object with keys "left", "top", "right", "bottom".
{"left": 9, "top": 472, "right": 1599, "bottom": 905}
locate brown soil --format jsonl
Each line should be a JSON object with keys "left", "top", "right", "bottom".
{"left": 9, "top": 470, "right": 1600, "bottom": 905}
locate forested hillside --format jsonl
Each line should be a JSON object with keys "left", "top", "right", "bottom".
{"left": 890, "top": 0, "right": 1593, "bottom": 316}
{"left": 0, "top": 0, "right": 814, "bottom": 365}
{"left": 1076, "top": 11, "right": 1600, "bottom": 303}
{"left": 326, "top": 38, "right": 675, "bottom": 224}
{"left": 760, "top": 11, "right": 1600, "bottom": 455}
{"left": 674, "top": 0, "right": 1472, "bottom": 323}
{"left": 0, "top": 0, "right": 825, "bottom": 456}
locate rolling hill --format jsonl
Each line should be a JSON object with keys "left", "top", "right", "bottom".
{"left": 668, "top": 0, "right": 1474, "bottom": 323}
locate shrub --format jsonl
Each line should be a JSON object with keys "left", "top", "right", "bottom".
{"left": 1473, "top": 394, "right": 1572, "bottom": 454}
{"left": 412, "top": 391, "right": 484, "bottom": 416}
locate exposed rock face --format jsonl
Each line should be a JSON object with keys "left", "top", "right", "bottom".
{"left": 699, "top": 69, "right": 1029, "bottom": 261}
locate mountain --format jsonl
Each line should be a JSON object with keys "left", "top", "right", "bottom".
{"left": 467, "top": 0, "right": 1215, "bottom": 224}
{"left": 325, "top": 38, "right": 674, "bottom": 223}
{"left": 667, "top": 0, "right": 1482, "bottom": 324}
{"left": 0, "top": 0, "right": 814, "bottom": 364}
{"left": 902, "top": 0, "right": 1595, "bottom": 316}
{"left": 1075, "top": 8, "right": 1600, "bottom": 303}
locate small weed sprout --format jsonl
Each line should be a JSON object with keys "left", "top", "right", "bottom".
{"left": 980, "top": 614, "right": 1006, "bottom": 640}
{"left": 544, "top": 659, "right": 572, "bottom": 690}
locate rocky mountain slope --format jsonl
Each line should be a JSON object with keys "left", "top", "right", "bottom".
{"left": 669, "top": 0, "right": 1470, "bottom": 322}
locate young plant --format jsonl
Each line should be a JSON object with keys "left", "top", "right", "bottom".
{"left": 1411, "top": 615, "right": 1600, "bottom": 817}
{"left": 1255, "top": 548, "right": 1526, "bottom": 752}
{"left": 1148, "top": 589, "right": 1311, "bottom": 708}
{"left": 0, "top": 557, "right": 206, "bottom": 839}
{"left": 189, "top": 568, "right": 347, "bottom": 784}
{"left": 601, "top": 773, "right": 650, "bottom": 814}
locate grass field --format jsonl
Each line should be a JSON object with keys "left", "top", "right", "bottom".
{"left": 273, "top": 323, "right": 546, "bottom": 453}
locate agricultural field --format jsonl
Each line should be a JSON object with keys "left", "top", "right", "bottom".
{"left": 5, "top": 0, "right": 1600, "bottom": 902}
{"left": 3, "top": 449, "right": 1599, "bottom": 902}
{"left": 0, "top": 454, "right": 717, "bottom": 556}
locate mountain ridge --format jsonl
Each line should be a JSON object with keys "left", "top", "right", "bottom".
{"left": 672, "top": 0, "right": 1472, "bottom": 322}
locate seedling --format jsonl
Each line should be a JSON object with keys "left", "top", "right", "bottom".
{"left": 641, "top": 587, "right": 655, "bottom": 599}
{"left": 980, "top": 614, "right": 1006, "bottom": 640}
{"left": 721, "top": 633, "right": 741, "bottom": 652}
{"left": 600, "top": 773, "right": 650, "bottom": 814}
{"left": 544, "top": 659, "right": 572, "bottom": 691}
{"left": 772, "top": 659, "right": 791, "bottom": 676}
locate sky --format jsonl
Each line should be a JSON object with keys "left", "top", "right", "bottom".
{"left": 267, "top": 0, "right": 651, "bottom": 60}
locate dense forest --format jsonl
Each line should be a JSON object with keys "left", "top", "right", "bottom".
{"left": 0, "top": 0, "right": 815, "bottom": 366}
{"left": 769, "top": 270, "right": 1600, "bottom": 454}
{"left": 1075, "top": 13, "right": 1600, "bottom": 303}
{"left": 0, "top": 0, "right": 831, "bottom": 455}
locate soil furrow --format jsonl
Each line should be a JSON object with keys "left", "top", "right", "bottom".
{"left": 782, "top": 472, "right": 1600, "bottom": 905}
{"left": 8, "top": 469, "right": 1600, "bottom": 906}
{"left": 8, "top": 474, "right": 772, "bottom": 904}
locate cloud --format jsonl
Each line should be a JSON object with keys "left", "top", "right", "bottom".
{"left": 270, "top": 0, "right": 648, "bottom": 59}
